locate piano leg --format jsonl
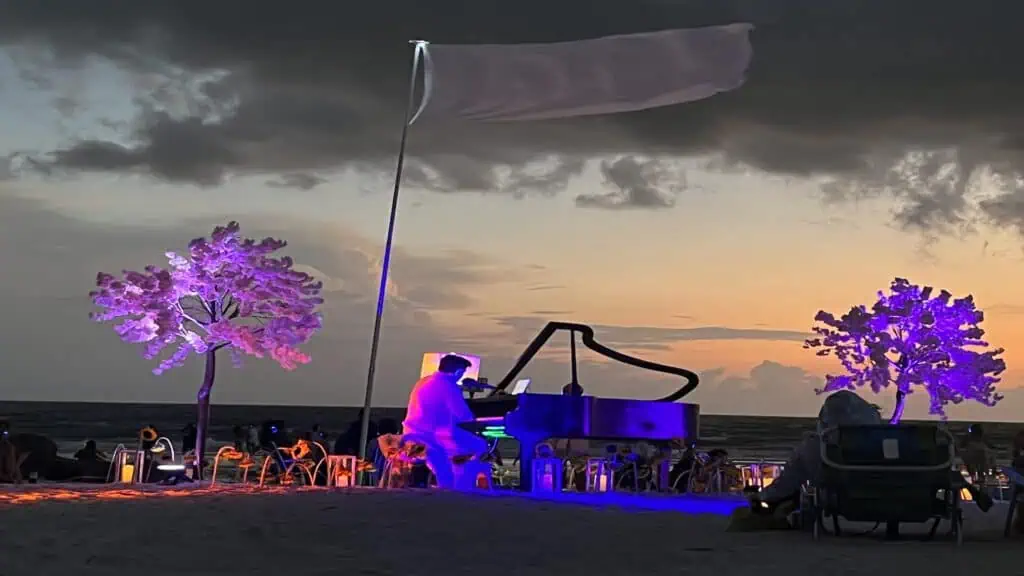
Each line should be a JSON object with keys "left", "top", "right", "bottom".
{"left": 517, "top": 437, "right": 541, "bottom": 492}
{"left": 657, "top": 459, "right": 671, "bottom": 493}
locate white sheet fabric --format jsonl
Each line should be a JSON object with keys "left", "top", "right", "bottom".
{"left": 411, "top": 23, "right": 754, "bottom": 124}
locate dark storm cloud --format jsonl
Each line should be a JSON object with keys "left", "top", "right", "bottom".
{"left": 2, "top": 0, "right": 1024, "bottom": 220}
{"left": 266, "top": 173, "right": 327, "bottom": 191}
{"left": 576, "top": 155, "right": 686, "bottom": 209}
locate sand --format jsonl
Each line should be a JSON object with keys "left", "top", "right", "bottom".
{"left": 0, "top": 485, "right": 1019, "bottom": 576}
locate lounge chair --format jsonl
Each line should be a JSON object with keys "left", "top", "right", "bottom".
{"left": 1000, "top": 466, "right": 1023, "bottom": 537}
{"left": 806, "top": 424, "right": 963, "bottom": 544}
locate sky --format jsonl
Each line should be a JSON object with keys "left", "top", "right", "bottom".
{"left": 2, "top": 0, "right": 1024, "bottom": 420}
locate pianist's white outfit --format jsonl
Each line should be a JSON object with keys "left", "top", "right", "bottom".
{"left": 403, "top": 372, "right": 491, "bottom": 490}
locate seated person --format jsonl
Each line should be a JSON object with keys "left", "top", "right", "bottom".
{"left": 402, "top": 354, "right": 491, "bottom": 490}
{"left": 232, "top": 426, "right": 247, "bottom": 452}
{"left": 74, "top": 439, "right": 108, "bottom": 462}
{"left": 1012, "top": 430, "right": 1024, "bottom": 534}
{"left": 0, "top": 436, "right": 23, "bottom": 483}
{"left": 1013, "top": 430, "right": 1024, "bottom": 472}
{"left": 366, "top": 418, "right": 401, "bottom": 486}
{"left": 334, "top": 409, "right": 377, "bottom": 456}
{"left": 750, "top": 390, "right": 993, "bottom": 512}
{"left": 960, "top": 423, "right": 995, "bottom": 480}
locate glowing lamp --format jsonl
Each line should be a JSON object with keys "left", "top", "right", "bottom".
{"left": 736, "top": 461, "right": 783, "bottom": 489}
{"left": 183, "top": 452, "right": 197, "bottom": 480}
{"left": 531, "top": 458, "right": 564, "bottom": 493}
{"left": 585, "top": 458, "right": 614, "bottom": 492}
{"left": 325, "top": 455, "right": 359, "bottom": 488}
{"left": 115, "top": 449, "right": 147, "bottom": 484}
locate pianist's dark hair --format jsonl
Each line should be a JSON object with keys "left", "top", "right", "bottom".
{"left": 438, "top": 354, "right": 472, "bottom": 373}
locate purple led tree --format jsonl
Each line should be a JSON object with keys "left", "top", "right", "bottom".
{"left": 804, "top": 278, "right": 1005, "bottom": 423}
{"left": 90, "top": 222, "right": 323, "bottom": 471}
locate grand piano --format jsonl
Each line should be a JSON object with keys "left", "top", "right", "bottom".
{"left": 466, "top": 321, "right": 701, "bottom": 491}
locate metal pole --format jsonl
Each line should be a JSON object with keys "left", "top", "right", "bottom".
{"left": 357, "top": 41, "right": 424, "bottom": 464}
{"left": 569, "top": 330, "right": 578, "bottom": 385}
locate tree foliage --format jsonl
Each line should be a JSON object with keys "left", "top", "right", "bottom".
{"left": 90, "top": 221, "right": 323, "bottom": 374}
{"left": 804, "top": 278, "right": 1005, "bottom": 420}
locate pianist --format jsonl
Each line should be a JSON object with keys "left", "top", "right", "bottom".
{"left": 403, "top": 354, "right": 492, "bottom": 490}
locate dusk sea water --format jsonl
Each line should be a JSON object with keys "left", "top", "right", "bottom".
{"left": 4, "top": 401, "right": 1021, "bottom": 461}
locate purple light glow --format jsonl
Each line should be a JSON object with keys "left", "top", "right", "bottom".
{"left": 89, "top": 221, "right": 324, "bottom": 466}
{"left": 89, "top": 221, "right": 324, "bottom": 374}
{"left": 805, "top": 277, "right": 1005, "bottom": 423}
{"left": 474, "top": 490, "right": 746, "bottom": 516}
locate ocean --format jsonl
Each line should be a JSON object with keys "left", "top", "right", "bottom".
{"left": 3, "top": 401, "right": 1021, "bottom": 461}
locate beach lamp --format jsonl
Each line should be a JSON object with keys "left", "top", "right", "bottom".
{"left": 115, "top": 449, "right": 143, "bottom": 484}
{"left": 531, "top": 443, "right": 564, "bottom": 493}
{"left": 585, "top": 458, "right": 614, "bottom": 492}
{"left": 183, "top": 451, "right": 197, "bottom": 480}
{"left": 325, "top": 455, "right": 359, "bottom": 488}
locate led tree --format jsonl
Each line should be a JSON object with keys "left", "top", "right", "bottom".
{"left": 804, "top": 278, "right": 1005, "bottom": 423}
{"left": 90, "top": 222, "right": 323, "bottom": 472}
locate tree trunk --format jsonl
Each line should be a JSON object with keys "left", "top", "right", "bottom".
{"left": 195, "top": 350, "right": 217, "bottom": 479}
{"left": 889, "top": 389, "right": 906, "bottom": 425}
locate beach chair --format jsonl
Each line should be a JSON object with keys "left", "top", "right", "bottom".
{"left": 1000, "top": 466, "right": 1023, "bottom": 537}
{"left": 377, "top": 433, "right": 428, "bottom": 488}
{"left": 257, "top": 440, "right": 322, "bottom": 487}
{"left": 807, "top": 424, "right": 962, "bottom": 544}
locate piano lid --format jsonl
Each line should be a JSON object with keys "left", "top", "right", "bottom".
{"left": 486, "top": 321, "right": 700, "bottom": 402}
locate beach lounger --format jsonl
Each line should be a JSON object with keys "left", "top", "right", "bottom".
{"left": 1000, "top": 466, "right": 1023, "bottom": 537}
{"left": 807, "top": 424, "right": 962, "bottom": 544}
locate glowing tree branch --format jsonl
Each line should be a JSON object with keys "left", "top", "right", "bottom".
{"left": 804, "top": 278, "right": 1005, "bottom": 424}
{"left": 90, "top": 222, "right": 323, "bottom": 473}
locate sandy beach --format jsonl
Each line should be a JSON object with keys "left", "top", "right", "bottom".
{"left": 0, "top": 485, "right": 1019, "bottom": 576}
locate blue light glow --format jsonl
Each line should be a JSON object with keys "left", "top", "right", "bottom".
{"left": 471, "top": 489, "right": 746, "bottom": 515}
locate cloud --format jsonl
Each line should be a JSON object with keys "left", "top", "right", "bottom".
{"left": 4, "top": 195, "right": 1019, "bottom": 420}
{"left": 987, "top": 303, "right": 1024, "bottom": 316}
{"left": 2, "top": 191, "right": 718, "bottom": 407}
{"left": 576, "top": 155, "right": 687, "bottom": 209}
{"left": 266, "top": 172, "right": 327, "bottom": 191}
{"left": 524, "top": 284, "right": 564, "bottom": 292}
{"left": 3, "top": 0, "right": 1024, "bottom": 218}
{"left": 0, "top": 155, "right": 13, "bottom": 180}
{"left": 492, "top": 315, "right": 811, "bottom": 352}
{"left": 691, "top": 360, "right": 1024, "bottom": 422}
{"left": 0, "top": 192, "right": 505, "bottom": 404}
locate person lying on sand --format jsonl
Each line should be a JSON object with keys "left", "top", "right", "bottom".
{"left": 402, "top": 354, "right": 492, "bottom": 490}
{"left": 748, "top": 390, "right": 994, "bottom": 513}
{"left": 0, "top": 436, "right": 26, "bottom": 483}
{"left": 74, "top": 440, "right": 108, "bottom": 462}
